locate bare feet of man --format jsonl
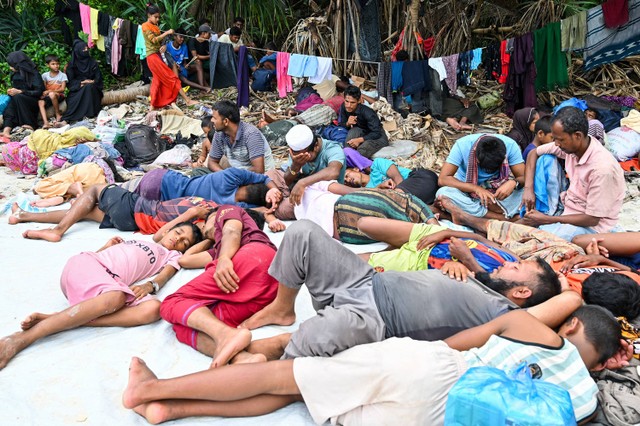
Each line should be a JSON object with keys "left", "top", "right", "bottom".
{"left": 22, "top": 228, "right": 62, "bottom": 242}
{"left": 210, "top": 328, "right": 252, "bottom": 369}
{"left": 239, "top": 302, "right": 296, "bottom": 330}
{"left": 122, "top": 357, "right": 159, "bottom": 409}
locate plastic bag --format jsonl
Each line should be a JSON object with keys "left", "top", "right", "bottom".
{"left": 444, "top": 362, "right": 576, "bottom": 426}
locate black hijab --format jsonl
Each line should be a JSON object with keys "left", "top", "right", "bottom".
{"left": 70, "top": 40, "right": 95, "bottom": 75}
{"left": 7, "top": 51, "right": 39, "bottom": 85}
{"left": 507, "top": 107, "right": 538, "bottom": 152}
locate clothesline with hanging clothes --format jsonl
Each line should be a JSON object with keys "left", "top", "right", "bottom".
{"left": 171, "top": 32, "right": 383, "bottom": 65}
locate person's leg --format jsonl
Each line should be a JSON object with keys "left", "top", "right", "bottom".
{"left": 191, "top": 61, "right": 205, "bottom": 87}
{"left": 132, "top": 394, "right": 300, "bottom": 424}
{"left": 0, "top": 291, "right": 127, "bottom": 369}
{"left": 88, "top": 299, "right": 161, "bottom": 326}
{"left": 38, "top": 99, "right": 49, "bottom": 127}
{"left": 357, "top": 137, "right": 389, "bottom": 159}
{"left": 538, "top": 223, "right": 596, "bottom": 242}
{"left": 179, "top": 75, "right": 210, "bottom": 92}
{"left": 239, "top": 284, "right": 297, "bottom": 329}
{"left": 438, "top": 196, "right": 491, "bottom": 232}
{"left": 572, "top": 232, "right": 640, "bottom": 257}
{"left": 22, "top": 184, "right": 107, "bottom": 242}
{"left": 50, "top": 92, "right": 62, "bottom": 122}
{"left": 357, "top": 217, "right": 415, "bottom": 247}
{"left": 122, "top": 357, "right": 299, "bottom": 408}
{"left": 241, "top": 220, "right": 374, "bottom": 329}
{"left": 176, "top": 84, "right": 198, "bottom": 106}
{"left": 8, "top": 202, "right": 68, "bottom": 225}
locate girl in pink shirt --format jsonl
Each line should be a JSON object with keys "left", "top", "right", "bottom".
{"left": 0, "top": 222, "right": 201, "bottom": 370}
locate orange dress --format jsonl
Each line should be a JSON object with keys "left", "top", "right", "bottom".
{"left": 141, "top": 22, "right": 181, "bottom": 108}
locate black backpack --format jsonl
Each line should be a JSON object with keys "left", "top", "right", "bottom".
{"left": 121, "top": 124, "right": 166, "bottom": 165}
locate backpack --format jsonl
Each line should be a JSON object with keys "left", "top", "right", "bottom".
{"left": 251, "top": 69, "right": 276, "bottom": 92}
{"left": 122, "top": 124, "right": 165, "bottom": 165}
{"left": 321, "top": 124, "right": 349, "bottom": 144}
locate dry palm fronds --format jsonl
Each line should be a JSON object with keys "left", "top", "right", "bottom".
{"left": 282, "top": 16, "right": 335, "bottom": 61}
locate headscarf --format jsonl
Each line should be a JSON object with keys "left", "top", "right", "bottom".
{"left": 69, "top": 40, "right": 95, "bottom": 75}
{"left": 507, "top": 107, "right": 538, "bottom": 152}
{"left": 7, "top": 51, "right": 39, "bottom": 86}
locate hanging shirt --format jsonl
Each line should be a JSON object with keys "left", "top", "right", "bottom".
{"left": 428, "top": 57, "right": 447, "bottom": 81}
{"left": 288, "top": 54, "right": 318, "bottom": 77}
{"left": 470, "top": 48, "right": 483, "bottom": 70}
{"left": 79, "top": 3, "right": 93, "bottom": 48}
{"left": 561, "top": 11, "right": 587, "bottom": 52}
{"left": 135, "top": 22, "right": 148, "bottom": 60}
{"left": 308, "top": 57, "right": 333, "bottom": 84}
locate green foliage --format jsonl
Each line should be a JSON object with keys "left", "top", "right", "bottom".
{"left": 23, "top": 41, "right": 70, "bottom": 72}
{"left": 0, "top": 6, "right": 64, "bottom": 62}
{"left": 0, "top": 62, "right": 11, "bottom": 94}
{"left": 119, "top": 0, "right": 196, "bottom": 32}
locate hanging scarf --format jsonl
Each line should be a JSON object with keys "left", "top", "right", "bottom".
{"left": 465, "top": 135, "right": 511, "bottom": 198}
{"left": 507, "top": 107, "right": 537, "bottom": 151}
{"left": 7, "top": 51, "right": 39, "bottom": 87}
{"left": 70, "top": 39, "right": 95, "bottom": 75}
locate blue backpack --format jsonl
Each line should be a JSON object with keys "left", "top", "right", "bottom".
{"left": 251, "top": 69, "right": 276, "bottom": 92}
{"left": 321, "top": 125, "right": 349, "bottom": 144}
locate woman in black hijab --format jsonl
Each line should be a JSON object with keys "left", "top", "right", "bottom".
{"left": 506, "top": 107, "right": 539, "bottom": 152}
{"left": 61, "top": 40, "right": 103, "bottom": 123}
{"left": 1, "top": 51, "right": 45, "bottom": 141}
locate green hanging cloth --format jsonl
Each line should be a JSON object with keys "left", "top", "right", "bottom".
{"left": 534, "top": 22, "right": 569, "bottom": 91}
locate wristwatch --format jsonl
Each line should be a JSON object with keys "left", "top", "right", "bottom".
{"left": 289, "top": 168, "right": 298, "bottom": 176}
{"left": 149, "top": 281, "right": 160, "bottom": 294}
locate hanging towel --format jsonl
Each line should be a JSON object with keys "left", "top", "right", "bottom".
{"left": 498, "top": 40, "right": 510, "bottom": 84}
{"left": 79, "top": 3, "right": 93, "bottom": 48}
{"left": 584, "top": 0, "right": 640, "bottom": 70}
{"left": 236, "top": 46, "right": 250, "bottom": 107}
{"left": 534, "top": 22, "right": 569, "bottom": 91}
{"left": 97, "top": 11, "right": 110, "bottom": 36}
{"left": 90, "top": 8, "right": 105, "bottom": 51}
{"left": 441, "top": 54, "right": 459, "bottom": 93}
{"left": 209, "top": 41, "right": 237, "bottom": 89}
{"left": 470, "top": 48, "right": 483, "bottom": 70}
{"left": 276, "top": 52, "right": 293, "bottom": 98}
{"left": 391, "top": 61, "right": 404, "bottom": 91}
{"left": 308, "top": 57, "right": 333, "bottom": 84}
{"left": 457, "top": 51, "right": 472, "bottom": 87}
{"left": 135, "top": 24, "right": 147, "bottom": 60}
{"left": 287, "top": 54, "right": 318, "bottom": 77}
{"left": 376, "top": 62, "right": 393, "bottom": 102}
{"left": 402, "top": 60, "right": 432, "bottom": 96}
{"left": 111, "top": 18, "right": 122, "bottom": 74}
{"left": 602, "top": 0, "right": 630, "bottom": 28}
{"left": 428, "top": 57, "right": 447, "bottom": 81}
{"left": 104, "top": 15, "right": 115, "bottom": 66}
{"left": 561, "top": 11, "right": 587, "bottom": 51}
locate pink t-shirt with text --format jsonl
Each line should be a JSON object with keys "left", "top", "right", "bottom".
{"left": 86, "top": 239, "right": 182, "bottom": 285}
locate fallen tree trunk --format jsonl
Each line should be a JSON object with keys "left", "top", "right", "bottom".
{"left": 101, "top": 84, "right": 150, "bottom": 106}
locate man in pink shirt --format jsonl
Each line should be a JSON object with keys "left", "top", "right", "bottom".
{"left": 521, "top": 106, "right": 625, "bottom": 241}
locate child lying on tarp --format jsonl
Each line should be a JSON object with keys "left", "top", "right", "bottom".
{"left": 0, "top": 222, "right": 201, "bottom": 370}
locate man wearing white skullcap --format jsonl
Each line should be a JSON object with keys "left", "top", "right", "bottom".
{"left": 264, "top": 124, "right": 346, "bottom": 218}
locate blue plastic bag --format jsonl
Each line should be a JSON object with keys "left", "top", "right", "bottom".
{"left": 444, "top": 362, "right": 576, "bottom": 426}
{"left": 553, "top": 97, "right": 588, "bottom": 114}
{"left": 0, "top": 94, "right": 10, "bottom": 115}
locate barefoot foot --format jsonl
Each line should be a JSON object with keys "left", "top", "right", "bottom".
{"left": 22, "top": 228, "right": 62, "bottom": 242}
{"left": 230, "top": 351, "right": 267, "bottom": 365}
{"left": 20, "top": 312, "right": 53, "bottom": 330}
{"left": 122, "top": 357, "right": 159, "bottom": 409}
{"left": 8, "top": 203, "right": 23, "bottom": 225}
{"left": 239, "top": 303, "right": 296, "bottom": 330}
{"left": 210, "top": 328, "right": 252, "bottom": 368}
{"left": 0, "top": 332, "right": 28, "bottom": 370}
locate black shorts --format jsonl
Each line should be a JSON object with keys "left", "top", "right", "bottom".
{"left": 98, "top": 185, "right": 140, "bottom": 231}
{"left": 396, "top": 168, "right": 439, "bottom": 205}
